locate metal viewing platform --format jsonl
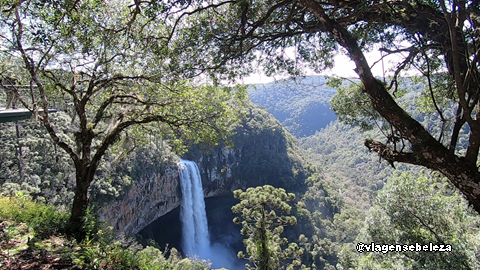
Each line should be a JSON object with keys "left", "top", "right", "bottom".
{"left": 0, "top": 108, "right": 57, "bottom": 123}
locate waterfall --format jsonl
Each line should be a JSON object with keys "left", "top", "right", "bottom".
{"left": 178, "top": 159, "right": 211, "bottom": 258}
{"left": 178, "top": 159, "right": 243, "bottom": 269}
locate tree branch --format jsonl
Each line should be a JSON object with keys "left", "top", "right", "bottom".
{"left": 13, "top": 6, "right": 78, "bottom": 164}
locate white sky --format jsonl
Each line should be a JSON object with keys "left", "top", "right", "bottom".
{"left": 241, "top": 48, "right": 408, "bottom": 85}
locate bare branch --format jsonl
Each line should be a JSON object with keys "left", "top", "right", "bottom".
{"left": 13, "top": 6, "right": 78, "bottom": 164}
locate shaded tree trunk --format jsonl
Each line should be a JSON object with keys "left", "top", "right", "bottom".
{"left": 69, "top": 163, "right": 97, "bottom": 242}
{"left": 297, "top": 0, "right": 480, "bottom": 214}
{"left": 259, "top": 204, "right": 270, "bottom": 270}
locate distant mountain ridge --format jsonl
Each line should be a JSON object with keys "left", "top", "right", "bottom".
{"left": 248, "top": 75, "right": 338, "bottom": 137}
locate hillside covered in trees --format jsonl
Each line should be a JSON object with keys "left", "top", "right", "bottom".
{"left": 247, "top": 77, "right": 480, "bottom": 269}
{"left": 249, "top": 76, "right": 337, "bottom": 137}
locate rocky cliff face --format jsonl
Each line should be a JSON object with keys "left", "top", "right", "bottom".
{"left": 196, "top": 147, "right": 244, "bottom": 197}
{"left": 98, "top": 146, "right": 243, "bottom": 235}
{"left": 100, "top": 104, "right": 307, "bottom": 235}
{"left": 99, "top": 165, "right": 181, "bottom": 235}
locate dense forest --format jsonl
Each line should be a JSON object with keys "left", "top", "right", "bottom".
{"left": 248, "top": 76, "right": 337, "bottom": 137}
{"left": 1, "top": 0, "right": 480, "bottom": 269}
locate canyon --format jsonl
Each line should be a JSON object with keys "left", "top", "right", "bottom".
{"left": 99, "top": 104, "right": 308, "bottom": 235}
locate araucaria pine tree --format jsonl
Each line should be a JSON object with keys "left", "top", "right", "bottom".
{"left": 232, "top": 185, "right": 304, "bottom": 270}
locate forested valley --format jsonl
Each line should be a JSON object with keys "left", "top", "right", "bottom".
{"left": 1, "top": 0, "right": 480, "bottom": 270}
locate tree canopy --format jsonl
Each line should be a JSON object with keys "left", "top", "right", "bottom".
{"left": 340, "top": 172, "right": 480, "bottom": 269}
{"left": 168, "top": 0, "right": 480, "bottom": 213}
{"left": 0, "top": 0, "right": 246, "bottom": 239}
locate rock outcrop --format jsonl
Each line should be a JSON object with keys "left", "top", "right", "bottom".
{"left": 196, "top": 147, "right": 243, "bottom": 198}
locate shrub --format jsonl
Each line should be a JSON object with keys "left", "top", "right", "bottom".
{"left": 0, "top": 195, "right": 68, "bottom": 236}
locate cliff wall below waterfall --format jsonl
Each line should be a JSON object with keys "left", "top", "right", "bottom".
{"left": 98, "top": 164, "right": 180, "bottom": 235}
{"left": 99, "top": 104, "right": 308, "bottom": 235}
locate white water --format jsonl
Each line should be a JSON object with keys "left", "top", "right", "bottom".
{"left": 178, "top": 159, "right": 245, "bottom": 269}
{"left": 179, "top": 159, "right": 211, "bottom": 258}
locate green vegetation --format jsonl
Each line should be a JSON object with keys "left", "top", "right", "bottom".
{"left": 1, "top": 0, "right": 246, "bottom": 240}
{"left": 3, "top": 77, "right": 480, "bottom": 269}
{"left": 1, "top": 0, "right": 480, "bottom": 268}
{"left": 339, "top": 172, "right": 480, "bottom": 270}
{"left": 172, "top": 0, "right": 480, "bottom": 213}
{"left": 0, "top": 196, "right": 224, "bottom": 269}
{"left": 4, "top": 75, "right": 479, "bottom": 269}
{"left": 0, "top": 114, "right": 75, "bottom": 207}
{"left": 295, "top": 116, "right": 480, "bottom": 269}
{"left": 249, "top": 76, "right": 337, "bottom": 137}
{"left": 3, "top": 74, "right": 479, "bottom": 269}
{"left": 229, "top": 104, "right": 308, "bottom": 190}
{"left": 0, "top": 196, "right": 68, "bottom": 237}
{"left": 232, "top": 185, "right": 303, "bottom": 270}
{"left": 0, "top": 111, "right": 180, "bottom": 208}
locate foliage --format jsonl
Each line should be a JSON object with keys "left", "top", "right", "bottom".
{"left": 0, "top": 195, "right": 69, "bottom": 237}
{"left": 0, "top": 0, "right": 247, "bottom": 239}
{"left": 230, "top": 104, "right": 307, "bottom": 190}
{"left": 0, "top": 112, "right": 180, "bottom": 210}
{"left": 252, "top": 80, "right": 477, "bottom": 269}
{"left": 0, "top": 195, "right": 222, "bottom": 270}
{"left": 0, "top": 114, "right": 75, "bottom": 208}
{"left": 339, "top": 172, "right": 480, "bottom": 270}
{"left": 232, "top": 185, "right": 304, "bottom": 270}
{"left": 297, "top": 119, "right": 424, "bottom": 268}
{"left": 330, "top": 80, "right": 382, "bottom": 132}
{"left": 166, "top": 0, "right": 480, "bottom": 213}
{"left": 76, "top": 226, "right": 215, "bottom": 270}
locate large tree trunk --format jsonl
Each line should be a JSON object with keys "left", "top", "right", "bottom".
{"left": 69, "top": 163, "right": 96, "bottom": 242}
{"left": 298, "top": 0, "right": 480, "bottom": 214}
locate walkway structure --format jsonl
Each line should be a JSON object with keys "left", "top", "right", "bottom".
{"left": 0, "top": 108, "right": 57, "bottom": 123}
